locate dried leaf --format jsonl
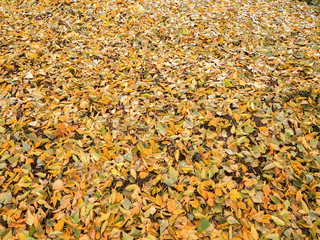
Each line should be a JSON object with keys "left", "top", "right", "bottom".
{"left": 52, "top": 179, "right": 64, "bottom": 191}
{"left": 167, "top": 199, "right": 177, "bottom": 213}
{"left": 0, "top": 191, "right": 13, "bottom": 204}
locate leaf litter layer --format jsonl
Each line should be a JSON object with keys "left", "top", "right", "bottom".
{"left": 0, "top": 0, "right": 319, "bottom": 239}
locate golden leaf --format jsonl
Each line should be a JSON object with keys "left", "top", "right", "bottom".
{"left": 167, "top": 199, "right": 177, "bottom": 213}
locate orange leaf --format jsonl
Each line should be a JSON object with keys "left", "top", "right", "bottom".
{"left": 167, "top": 199, "right": 177, "bottom": 212}
{"left": 53, "top": 123, "right": 77, "bottom": 138}
{"left": 234, "top": 113, "right": 241, "bottom": 121}
{"left": 115, "top": 192, "right": 123, "bottom": 203}
{"left": 55, "top": 218, "right": 65, "bottom": 231}
{"left": 139, "top": 171, "right": 149, "bottom": 179}
{"left": 215, "top": 188, "right": 223, "bottom": 197}
{"left": 296, "top": 190, "right": 303, "bottom": 203}
{"left": 190, "top": 199, "right": 199, "bottom": 208}
{"left": 175, "top": 185, "right": 184, "bottom": 192}
{"left": 207, "top": 198, "right": 214, "bottom": 206}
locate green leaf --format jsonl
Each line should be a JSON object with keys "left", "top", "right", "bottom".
{"left": 122, "top": 232, "right": 133, "bottom": 240}
{"left": 115, "top": 215, "right": 124, "bottom": 224}
{"left": 271, "top": 216, "right": 285, "bottom": 226}
{"left": 310, "top": 139, "right": 318, "bottom": 148}
{"left": 244, "top": 125, "right": 255, "bottom": 134}
{"left": 237, "top": 136, "right": 246, "bottom": 144}
{"left": 197, "top": 217, "right": 210, "bottom": 232}
{"left": 0, "top": 191, "right": 13, "bottom": 204}
{"left": 22, "top": 142, "right": 31, "bottom": 152}
{"left": 26, "top": 237, "right": 36, "bottom": 240}
{"left": 169, "top": 166, "right": 178, "bottom": 182}
{"left": 159, "top": 220, "right": 169, "bottom": 234}
{"left": 100, "top": 127, "right": 107, "bottom": 135}
{"left": 156, "top": 124, "right": 167, "bottom": 135}
{"left": 265, "top": 233, "right": 280, "bottom": 240}
{"left": 124, "top": 152, "right": 133, "bottom": 162}
{"left": 122, "top": 198, "right": 131, "bottom": 210}
{"left": 164, "top": 178, "right": 174, "bottom": 187}
{"left": 214, "top": 203, "right": 222, "bottom": 213}
{"left": 227, "top": 216, "right": 240, "bottom": 225}
{"left": 224, "top": 79, "right": 233, "bottom": 87}
{"left": 73, "top": 229, "right": 80, "bottom": 238}
{"left": 305, "top": 174, "right": 313, "bottom": 184}
{"left": 308, "top": 210, "right": 320, "bottom": 221}
{"left": 270, "top": 195, "right": 281, "bottom": 204}
{"left": 8, "top": 155, "right": 19, "bottom": 165}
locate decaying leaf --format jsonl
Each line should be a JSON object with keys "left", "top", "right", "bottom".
{"left": 0, "top": 0, "right": 319, "bottom": 239}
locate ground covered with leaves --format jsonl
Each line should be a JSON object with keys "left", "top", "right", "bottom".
{"left": 0, "top": 0, "right": 319, "bottom": 239}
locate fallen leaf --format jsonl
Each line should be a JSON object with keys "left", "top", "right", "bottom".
{"left": 52, "top": 179, "right": 64, "bottom": 191}
{"left": 197, "top": 217, "right": 210, "bottom": 232}
{"left": 167, "top": 199, "right": 177, "bottom": 213}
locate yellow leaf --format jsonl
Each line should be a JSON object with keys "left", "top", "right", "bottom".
{"left": 269, "top": 143, "right": 280, "bottom": 151}
{"left": 175, "top": 150, "right": 180, "bottom": 161}
{"left": 250, "top": 224, "right": 259, "bottom": 240}
{"left": 271, "top": 216, "right": 285, "bottom": 226}
{"left": 173, "top": 209, "right": 185, "bottom": 215}
{"left": 229, "top": 189, "right": 242, "bottom": 202}
{"left": 18, "top": 232, "right": 27, "bottom": 240}
{"left": 103, "top": 21, "right": 111, "bottom": 27}
{"left": 80, "top": 100, "right": 88, "bottom": 109}
{"left": 206, "top": 129, "right": 216, "bottom": 140}
{"left": 31, "top": 52, "right": 40, "bottom": 61}
{"left": 98, "top": 213, "right": 110, "bottom": 223}
{"left": 258, "top": 126, "right": 268, "bottom": 132}
{"left": 55, "top": 218, "right": 65, "bottom": 231}
{"left": 26, "top": 210, "right": 34, "bottom": 226}
{"left": 301, "top": 199, "right": 309, "bottom": 213}
{"left": 101, "top": 220, "right": 108, "bottom": 234}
